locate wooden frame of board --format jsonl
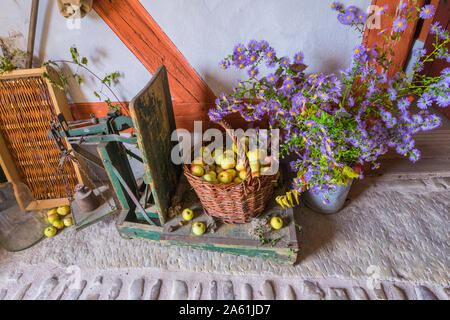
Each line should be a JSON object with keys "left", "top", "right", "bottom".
{"left": 0, "top": 66, "right": 87, "bottom": 211}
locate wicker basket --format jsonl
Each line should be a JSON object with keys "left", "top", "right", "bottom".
{"left": 183, "top": 121, "right": 276, "bottom": 224}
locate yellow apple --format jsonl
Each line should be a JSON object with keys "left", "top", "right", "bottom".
{"left": 203, "top": 173, "right": 216, "bottom": 182}
{"left": 234, "top": 177, "right": 242, "bottom": 183}
{"left": 192, "top": 222, "right": 206, "bottom": 236}
{"left": 218, "top": 171, "right": 233, "bottom": 184}
{"left": 221, "top": 157, "right": 236, "bottom": 170}
{"left": 52, "top": 219, "right": 65, "bottom": 230}
{"left": 225, "top": 169, "right": 237, "bottom": 179}
{"left": 235, "top": 160, "right": 245, "bottom": 172}
{"left": 261, "top": 167, "right": 276, "bottom": 176}
{"left": 63, "top": 217, "right": 73, "bottom": 227}
{"left": 252, "top": 171, "right": 261, "bottom": 178}
{"left": 206, "top": 171, "right": 216, "bottom": 179}
{"left": 57, "top": 206, "right": 71, "bottom": 216}
{"left": 270, "top": 216, "right": 283, "bottom": 230}
{"left": 182, "top": 208, "right": 194, "bottom": 221}
{"left": 48, "top": 213, "right": 60, "bottom": 224}
{"left": 215, "top": 166, "right": 224, "bottom": 174}
{"left": 47, "top": 208, "right": 58, "bottom": 216}
{"left": 247, "top": 149, "right": 266, "bottom": 162}
{"left": 249, "top": 161, "right": 261, "bottom": 173}
{"left": 232, "top": 137, "right": 250, "bottom": 153}
{"left": 190, "top": 165, "right": 204, "bottom": 177}
{"left": 214, "top": 150, "right": 224, "bottom": 165}
{"left": 191, "top": 157, "right": 205, "bottom": 167}
{"left": 44, "top": 226, "right": 57, "bottom": 238}
{"left": 239, "top": 170, "right": 247, "bottom": 180}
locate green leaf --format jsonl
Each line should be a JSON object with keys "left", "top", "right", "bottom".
{"left": 342, "top": 166, "right": 359, "bottom": 179}
{"left": 74, "top": 74, "right": 83, "bottom": 85}
{"left": 93, "top": 91, "right": 101, "bottom": 100}
{"left": 81, "top": 57, "right": 88, "bottom": 65}
{"left": 70, "top": 47, "right": 79, "bottom": 64}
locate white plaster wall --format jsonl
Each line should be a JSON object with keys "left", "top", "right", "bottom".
{"left": 140, "top": 0, "right": 373, "bottom": 96}
{"left": 1, "top": 0, "right": 150, "bottom": 103}
{"left": 1, "top": 0, "right": 372, "bottom": 102}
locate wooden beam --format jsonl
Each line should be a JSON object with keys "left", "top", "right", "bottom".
{"left": 363, "top": 0, "right": 425, "bottom": 78}
{"left": 92, "top": 0, "right": 216, "bottom": 105}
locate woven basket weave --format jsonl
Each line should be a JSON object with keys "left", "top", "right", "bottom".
{"left": 183, "top": 121, "right": 276, "bottom": 224}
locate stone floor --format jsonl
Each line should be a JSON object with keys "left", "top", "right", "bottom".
{"left": 0, "top": 109, "right": 448, "bottom": 301}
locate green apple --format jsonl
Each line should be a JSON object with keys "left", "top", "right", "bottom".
{"left": 182, "top": 208, "right": 194, "bottom": 221}
{"left": 203, "top": 173, "right": 216, "bottom": 182}
{"left": 239, "top": 170, "right": 247, "bottom": 180}
{"left": 270, "top": 216, "right": 283, "bottom": 230}
{"left": 44, "top": 226, "right": 57, "bottom": 238}
{"left": 57, "top": 206, "right": 71, "bottom": 216}
{"left": 192, "top": 222, "right": 206, "bottom": 236}
{"left": 48, "top": 213, "right": 60, "bottom": 224}
{"left": 52, "top": 219, "right": 65, "bottom": 230}
{"left": 218, "top": 171, "right": 233, "bottom": 184}
{"left": 190, "top": 165, "right": 204, "bottom": 177}
{"left": 63, "top": 217, "right": 73, "bottom": 227}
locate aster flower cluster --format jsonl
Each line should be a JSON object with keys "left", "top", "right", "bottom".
{"left": 208, "top": 3, "right": 449, "bottom": 203}
{"left": 332, "top": 2, "right": 367, "bottom": 31}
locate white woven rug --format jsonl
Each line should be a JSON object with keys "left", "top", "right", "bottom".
{"left": 0, "top": 177, "right": 448, "bottom": 287}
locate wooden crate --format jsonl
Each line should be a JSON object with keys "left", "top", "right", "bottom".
{"left": 0, "top": 66, "right": 84, "bottom": 211}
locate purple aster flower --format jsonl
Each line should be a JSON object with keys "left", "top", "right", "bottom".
{"left": 247, "top": 40, "right": 259, "bottom": 51}
{"left": 343, "top": 12, "right": 355, "bottom": 24}
{"left": 331, "top": 2, "right": 341, "bottom": 11}
{"left": 267, "top": 73, "right": 278, "bottom": 84}
{"left": 420, "top": 5, "right": 434, "bottom": 19}
{"left": 356, "top": 12, "right": 367, "bottom": 23}
{"left": 233, "top": 43, "right": 246, "bottom": 54}
{"left": 393, "top": 17, "right": 407, "bottom": 32}
{"left": 280, "top": 57, "right": 290, "bottom": 67}
{"left": 337, "top": 13, "right": 346, "bottom": 24}
{"left": 346, "top": 6, "right": 358, "bottom": 14}
{"left": 219, "top": 59, "right": 230, "bottom": 70}
{"left": 265, "top": 47, "right": 276, "bottom": 60}
{"left": 387, "top": 87, "right": 397, "bottom": 101}
{"left": 258, "top": 40, "right": 269, "bottom": 52}
{"left": 417, "top": 93, "right": 432, "bottom": 109}
{"left": 293, "top": 51, "right": 304, "bottom": 64}
{"left": 247, "top": 52, "right": 258, "bottom": 63}
{"left": 400, "top": 3, "right": 408, "bottom": 10}
{"left": 378, "top": 5, "right": 388, "bottom": 15}
{"left": 409, "top": 149, "right": 421, "bottom": 162}
{"left": 247, "top": 67, "right": 259, "bottom": 77}
{"left": 436, "top": 94, "right": 450, "bottom": 108}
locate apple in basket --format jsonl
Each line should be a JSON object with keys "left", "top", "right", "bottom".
{"left": 190, "top": 165, "right": 204, "bottom": 177}
{"left": 247, "top": 149, "right": 266, "bottom": 162}
{"left": 234, "top": 177, "right": 242, "bottom": 183}
{"left": 249, "top": 161, "right": 260, "bottom": 173}
{"left": 221, "top": 157, "right": 236, "bottom": 170}
{"left": 239, "top": 170, "right": 247, "bottom": 180}
{"left": 235, "top": 160, "right": 245, "bottom": 171}
{"left": 225, "top": 169, "right": 237, "bottom": 179}
{"left": 203, "top": 172, "right": 217, "bottom": 182}
{"left": 218, "top": 171, "right": 233, "bottom": 184}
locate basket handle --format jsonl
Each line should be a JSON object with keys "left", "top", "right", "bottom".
{"left": 216, "top": 120, "right": 253, "bottom": 184}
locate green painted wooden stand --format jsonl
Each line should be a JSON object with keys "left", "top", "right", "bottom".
{"left": 51, "top": 66, "right": 299, "bottom": 265}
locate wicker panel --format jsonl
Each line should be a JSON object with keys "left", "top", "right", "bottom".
{"left": 0, "top": 76, "right": 78, "bottom": 200}
{"left": 183, "top": 121, "right": 276, "bottom": 224}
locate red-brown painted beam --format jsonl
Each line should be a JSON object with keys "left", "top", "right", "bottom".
{"left": 363, "top": 0, "right": 425, "bottom": 78}
{"left": 92, "top": 0, "right": 216, "bottom": 105}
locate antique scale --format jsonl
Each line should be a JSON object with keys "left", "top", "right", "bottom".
{"left": 48, "top": 66, "right": 299, "bottom": 264}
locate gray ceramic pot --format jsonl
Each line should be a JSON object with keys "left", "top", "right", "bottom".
{"left": 303, "top": 181, "right": 353, "bottom": 214}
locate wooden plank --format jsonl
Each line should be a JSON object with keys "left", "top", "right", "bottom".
{"left": 92, "top": 0, "right": 216, "bottom": 104}
{"left": 25, "top": 198, "right": 69, "bottom": 211}
{"left": 363, "top": 0, "right": 425, "bottom": 78}
{"left": 130, "top": 66, "right": 181, "bottom": 225}
{"left": 418, "top": 0, "right": 441, "bottom": 41}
